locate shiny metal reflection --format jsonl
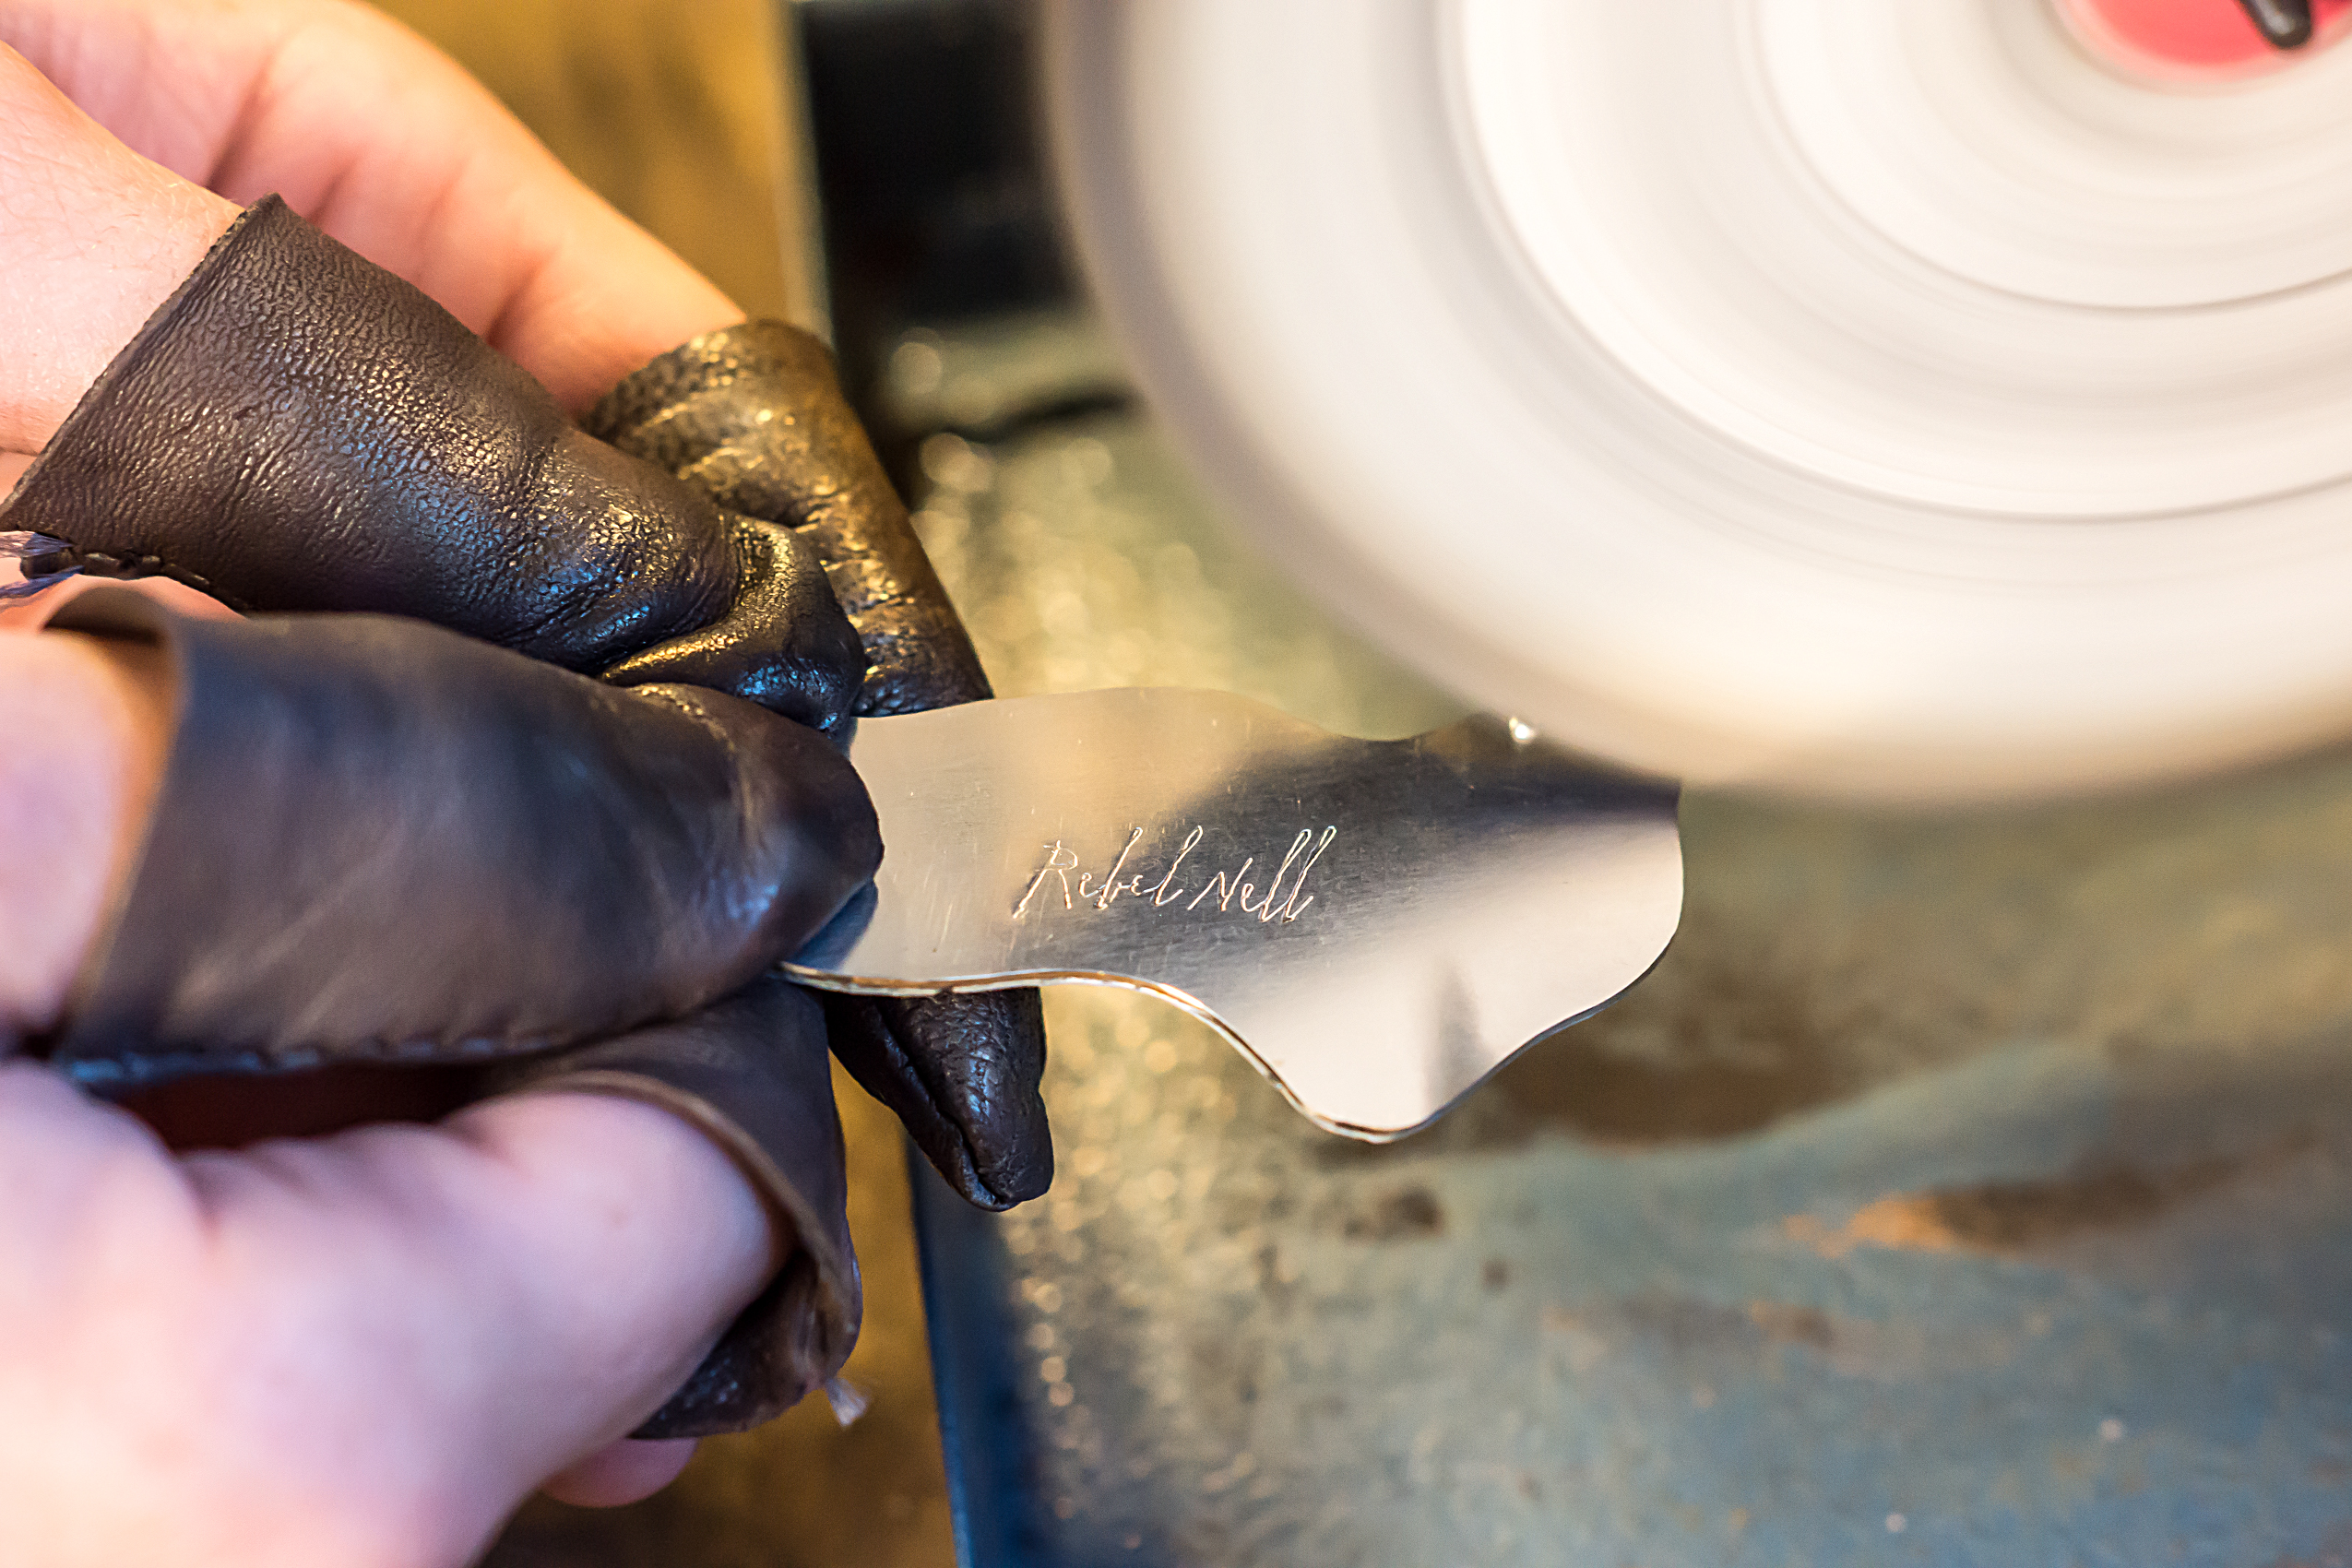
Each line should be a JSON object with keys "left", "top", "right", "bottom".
{"left": 785, "top": 688, "right": 1683, "bottom": 1138}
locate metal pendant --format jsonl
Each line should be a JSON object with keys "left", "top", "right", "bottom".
{"left": 785, "top": 688, "right": 1682, "bottom": 1139}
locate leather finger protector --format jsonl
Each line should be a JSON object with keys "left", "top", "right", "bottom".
{"left": 814, "top": 989, "right": 1051, "bottom": 1211}
{"left": 484, "top": 978, "right": 860, "bottom": 1438}
{"left": 39, "top": 588, "right": 879, "bottom": 1088}
{"left": 0, "top": 196, "right": 864, "bottom": 738}
{"left": 584, "top": 321, "right": 985, "bottom": 719}
{"left": 588, "top": 323, "right": 1052, "bottom": 1209}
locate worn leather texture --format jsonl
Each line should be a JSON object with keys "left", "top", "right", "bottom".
{"left": 588, "top": 323, "right": 1052, "bottom": 1209}
{"left": 0, "top": 196, "right": 865, "bottom": 739}
{"left": 40, "top": 588, "right": 879, "bottom": 1088}
{"left": 485, "top": 978, "right": 860, "bottom": 1439}
{"left": 6, "top": 206, "right": 889, "bottom": 1436}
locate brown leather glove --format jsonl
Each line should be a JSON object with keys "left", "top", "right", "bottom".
{"left": 483, "top": 978, "right": 860, "bottom": 1439}
{"left": 0, "top": 196, "right": 864, "bottom": 739}
{"left": 44, "top": 589, "right": 873, "bottom": 1437}
{"left": 38, "top": 588, "right": 877, "bottom": 1088}
{"left": 588, "top": 324, "right": 1051, "bottom": 1210}
{"left": 1, "top": 196, "right": 1049, "bottom": 1208}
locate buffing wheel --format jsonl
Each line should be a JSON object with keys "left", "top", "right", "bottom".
{"left": 1043, "top": 0, "right": 2352, "bottom": 799}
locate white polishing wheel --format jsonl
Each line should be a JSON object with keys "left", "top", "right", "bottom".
{"left": 1040, "top": 0, "right": 2352, "bottom": 798}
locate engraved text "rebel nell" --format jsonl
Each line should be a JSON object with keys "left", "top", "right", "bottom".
{"left": 1014, "top": 826, "right": 1336, "bottom": 925}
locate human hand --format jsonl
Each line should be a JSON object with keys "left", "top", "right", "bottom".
{"left": 22, "top": 588, "right": 877, "bottom": 1075}
{"left": 0, "top": 1056, "right": 777, "bottom": 1568}
{"left": 0, "top": 0, "right": 737, "bottom": 444}
{"left": 0, "top": 626, "right": 859, "bottom": 1564}
{"left": 0, "top": 1, "right": 1053, "bottom": 1206}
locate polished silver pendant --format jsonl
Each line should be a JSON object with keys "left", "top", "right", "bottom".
{"left": 785, "top": 689, "right": 1682, "bottom": 1139}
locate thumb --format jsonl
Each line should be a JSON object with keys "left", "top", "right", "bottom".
{"left": 0, "top": 1062, "right": 774, "bottom": 1568}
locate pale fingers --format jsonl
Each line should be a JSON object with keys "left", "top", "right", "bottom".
{"left": 0, "top": 1065, "right": 773, "bottom": 1568}
{"left": 0, "top": 40, "right": 234, "bottom": 453}
{"left": 0, "top": 630, "right": 167, "bottom": 1039}
{"left": 0, "top": 0, "right": 742, "bottom": 409}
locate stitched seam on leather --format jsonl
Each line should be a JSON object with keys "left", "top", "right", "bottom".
{"left": 43, "top": 546, "right": 239, "bottom": 609}
{"left": 59, "top": 1030, "right": 557, "bottom": 1088}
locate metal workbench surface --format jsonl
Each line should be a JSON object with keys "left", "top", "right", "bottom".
{"left": 896, "top": 330, "right": 2352, "bottom": 1568}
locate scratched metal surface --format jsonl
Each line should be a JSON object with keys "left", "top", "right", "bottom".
{"left": 790, "top": 689, "right": 1681, "bottom": 1137}
{"left": 897, "top": 310, "right": 2352, "bottom": 1567}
